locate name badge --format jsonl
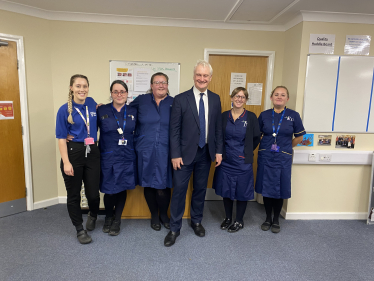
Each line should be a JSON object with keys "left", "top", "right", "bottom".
{"left": 118, "top": 139, "right": 127, "bottom": 146}
{"left": 117, "top": 128, "right": 123, "bottom": 134}
{"left": 84, "top": 137, "right": 95, "bottom": 145}
{"left": 270, "top": 143, "right": 280, "bottom": 152}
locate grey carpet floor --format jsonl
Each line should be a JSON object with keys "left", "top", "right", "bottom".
{"left": 0, "top": 201, "right": 373, "bottom": 281}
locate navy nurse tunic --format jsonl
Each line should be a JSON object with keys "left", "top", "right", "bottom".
{"left": 130, "top": 94, "right": 173, "bottom": 189}
{"left": 97, "top": 103, "right": 137, "bottom": 194}
{"left": 255, "top": 108, "right": 305, "bottom": 199}
{"left": 213, "top": 110, "right": 255, "bottom": 201}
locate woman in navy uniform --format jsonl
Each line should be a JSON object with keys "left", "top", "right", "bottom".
{"left": 56, "top": 74, "right": 100, "bottom": 244}
{"left": 97, "top": 80, "right": 137, "bottom": 236}
{"left": 130, "top": 72, "right": 173, "bottom": 231}
{"left": 255, "top": 86, "right": 305, "bottom": 233}
{"left": 212, "top": 87, "right": 261, "bottom": 232}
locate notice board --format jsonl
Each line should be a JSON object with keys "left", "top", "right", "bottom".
{"left": 109, "top": 60, "right": 181, "bottom": 103}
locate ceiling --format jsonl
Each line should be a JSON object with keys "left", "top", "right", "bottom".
{"left": 1, "top": 0, "right": 374, "bottom": 31}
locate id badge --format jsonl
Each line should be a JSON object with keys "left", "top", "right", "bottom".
{"left": 118, "top": 139, "right": 127, "bottom": 146}
{"left": 117, "top": 128, "right": 123, "bottom": 134}
{"left": 84, "top": 137, "right": 95, "bottom": 145}
{"left": 270, "top": 143, "right": 280, "bottom": 152}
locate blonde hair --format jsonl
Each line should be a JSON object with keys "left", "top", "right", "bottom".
{"left": 67, "top": 89, "right": 74, "bottom": 124}
{"left": 67, "top": 74, "right": 89, "bottom": 124}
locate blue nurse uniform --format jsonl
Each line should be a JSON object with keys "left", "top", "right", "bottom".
{"left": 213, "top": 110, "right": 255, "bottom": 201}
{"left": 255, "top": 108, "right": 305, "bottom": 199}
{"left": 130, "top": 94, "right": 173, "bottom": 189}
{"left": 97, "top": 103, "right": 137, "bottom": 194}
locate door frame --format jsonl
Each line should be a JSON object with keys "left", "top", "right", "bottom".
{"left": 204, "top": 48, "right": 275, "bottom": 110}
{"left": 0, "top": 33, "right": 33, "bottom": 211}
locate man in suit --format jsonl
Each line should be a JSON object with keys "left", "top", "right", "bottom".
{"left": 164, "top": 60, "right": 223, "bottom": 247}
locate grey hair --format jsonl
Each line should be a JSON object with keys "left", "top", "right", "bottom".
{"left": 193, "top": 60, "right": 213, "bottom": 76}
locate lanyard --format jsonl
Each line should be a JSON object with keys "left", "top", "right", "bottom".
{"left": 272, "top": 107, "right": 286, "bottom": 143}
{"left": 111, "top": 104, "right": 127, "bottom": 139}
{"left": 75, "top": 106, "right": 90, "bottom": 137}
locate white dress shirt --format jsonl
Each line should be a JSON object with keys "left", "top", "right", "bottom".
{"left": 193, "top": 86, "right": 209, "bottom": 143}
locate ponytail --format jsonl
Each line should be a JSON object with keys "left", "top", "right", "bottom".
{"left": 67, "top": 89, "right": 74, "bottom": 124}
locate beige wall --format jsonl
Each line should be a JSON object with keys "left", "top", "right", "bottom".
{"left": 281, "top": 22, "right": 303, "bottom": 110}
{"left": 49, "top": 22, "right": 285, "bottom": 196}
{"left": 0, "top": 10, "right": 58, "bottom": 203}
{"left": 0, "top": 9, "right": 285, "bottom": 201}
{"left": 289, "top": 21, "right": 374, "bottom": 214}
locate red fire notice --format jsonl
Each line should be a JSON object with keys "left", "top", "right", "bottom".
{"left": 0, "top": 101, "right": 14, "bottom": 120}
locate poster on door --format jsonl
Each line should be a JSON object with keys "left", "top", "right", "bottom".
{"left": 229, "top": 73, "right": 246, "bottom": 96}
{"left": 0, "top": 101, "right": 14, "bottom": 120}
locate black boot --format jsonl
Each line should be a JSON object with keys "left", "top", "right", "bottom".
{"left": 102, "top": 217, "right": 114, "bottom": 233}
{"left": 109, "top": 219, "right": 121, "bottom": 236}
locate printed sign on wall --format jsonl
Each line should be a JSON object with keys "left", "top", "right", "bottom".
{"left": 309, "top": 34, "right": 335, "bottom": 54}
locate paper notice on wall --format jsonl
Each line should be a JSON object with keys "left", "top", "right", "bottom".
{"left": 246, "top": 83, "right": 263, "bottom": 105}
{"left": 0, "top": 101, "right": 14, "bottom": 120}
{"left": 134, "top": 68, "right": 151, "bottom": 92}
{"left": 116, "top": 69, "right": 134, "bottom": 91}
{"left": 229, "top": 73, "right": 246, "bottom": 95}
{"left": 309, "top": 34, "right": 335, "bottom": 54}
{"left": 344, "top": 35, "right": 371, "bottom": 55}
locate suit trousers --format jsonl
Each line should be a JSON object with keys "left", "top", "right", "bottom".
{"left": 60, "top": 142, "right": 100, "bottom": 227}
{"left": 170, "top": 145, "right": 211, "bottom": 232}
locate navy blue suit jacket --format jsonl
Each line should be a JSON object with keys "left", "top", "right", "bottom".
{"left": 170, "top": 87, "right": 223, "bottom": 165}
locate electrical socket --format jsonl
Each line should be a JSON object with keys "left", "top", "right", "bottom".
{"left": 320, "top": 154, "right": 332, "bottom": 162}
{"left": 308, "top": 153, "right": 316, "bottom": 162}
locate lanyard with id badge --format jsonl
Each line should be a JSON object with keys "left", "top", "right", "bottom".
{"left": 271, "top": 108, "right": 286, "bottom": 153}
{"left": 111, "top": 104, "right": 127, "bottom": 146}
{"left": 75, "top": 106, "right": 95, "bottom": 157}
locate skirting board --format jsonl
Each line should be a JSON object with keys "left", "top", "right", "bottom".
{"left": 284, "top": 212, "right": 367, "bottom": 220}
{"left": 33, "top": 196, "right": 67, "bottom": 209}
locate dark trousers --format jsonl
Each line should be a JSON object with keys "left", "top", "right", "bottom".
{"left": 170, "top": 145, "right": 211, "bottom": 232}
{"left": 60, "top": 142, "right": 100, "bottom": 227}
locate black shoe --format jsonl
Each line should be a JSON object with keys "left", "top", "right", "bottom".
{"left": 191, "top": 222, "right": 205, "bottom": 237}
{"left": 164, "top": 231, "right": 180, "bottom": 247}
{"left": 109, "top": 220, "right": 121, "bottom": 236}
{"left": 271, "top": 223, "right": 281, "bottom": 233}
{"left": 77, "top": 230, "right": 92, "bottom": 244}
{"left": 228, "top": 221, "right": 244, "bottom": 233}
{"left": 261, "top": 221, "right": 272, "bottom": 231}
{"left": 151, "top": 222, "right": 161, "bottom": 231}
{"left": 102, "top": 217, "right": 114, "bottom": 233}
{"left": 86, "top": 212, "right": 97, "bottom": 231}
{"left": 160, "top": 217, "right": 171, "bottom": 229}
{"left": 220, "top": 218, "right": 232, "bottom": 230}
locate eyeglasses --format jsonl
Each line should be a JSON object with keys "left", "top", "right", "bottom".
{"left": 234, "top": 95, "right": 246, "bottom": 100}
{"left": 111, "top": 91, "right": 127, "bottom": 95}
{"left": 153, "top": 81, "right": 168, "bottom": 85}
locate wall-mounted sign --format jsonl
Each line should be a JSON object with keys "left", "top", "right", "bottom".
{"left": 344, "top": 35, "right": 371, "bottom": 56}
{"left": 0, "top": 101, "right": 14, "bottom": 120}
{"left": 309, "top": 34, "right": 335, "bottom": 54}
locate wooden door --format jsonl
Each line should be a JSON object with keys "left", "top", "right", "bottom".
{"left": 0, "top": 40, "right": 27, "bottom": 217}
{"left": 207, "top": 54, "right": 268, "bottom": 189}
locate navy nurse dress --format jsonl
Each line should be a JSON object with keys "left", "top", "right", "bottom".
{"left": 255, "top": 108, "right": 305, "bottom": 199}
{"left": 130, "top": 94, "right": 173, "bottom": 189}
{"left": 213, "top": 110, "right": 255, "bottom": 201}
{"left": 97, "top": 103, "right": 137, "bottom": 194}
